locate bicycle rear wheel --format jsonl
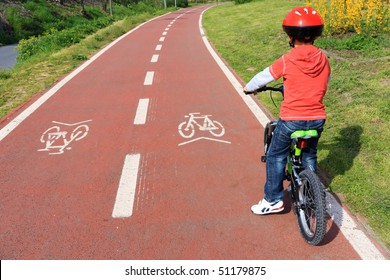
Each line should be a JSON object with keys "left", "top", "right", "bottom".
{"left": 296, "top": 169, "right": 327, "bottom": 245}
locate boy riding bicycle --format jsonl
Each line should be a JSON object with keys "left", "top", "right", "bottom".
{"left": 244, "top": 6, "right": 331, "bottom": 215}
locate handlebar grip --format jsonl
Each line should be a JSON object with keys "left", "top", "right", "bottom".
{"left": 243, "top": 85, "right": 284, "bottom": 94}
{"left": 243, "top": 86, "right": 267, "bottom": 95}
{"left": 259, "top": 86, "right": 284, "bottom": 93}
{"left": 244, "top": 90, "right": 256, "bottom": 95}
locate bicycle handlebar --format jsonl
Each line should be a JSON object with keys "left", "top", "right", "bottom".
{"left": 244, "top": 86, "right": 284, "bottom": 95}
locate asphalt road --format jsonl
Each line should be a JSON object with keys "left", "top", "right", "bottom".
{"left": 0, "top": 5, "right": 387, "bottom": 260}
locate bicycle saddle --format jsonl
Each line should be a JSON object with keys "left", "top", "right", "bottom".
{"left": 290, "top": 130, "right": 318, "bottom": 139}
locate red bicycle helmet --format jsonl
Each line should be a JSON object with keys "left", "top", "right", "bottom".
{"left": 282, "top": 6, "right": 324, "bottom": 39}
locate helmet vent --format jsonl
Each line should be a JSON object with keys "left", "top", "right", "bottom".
{"left": 282, "top": 6, "right": 324, "bottom": 39}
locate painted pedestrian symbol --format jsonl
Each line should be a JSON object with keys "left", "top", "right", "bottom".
{"left": 38, "top": 120, "right": 92, "bottom": 155}
{"left": 178, "top": 113, "right": 231, "bottom": 146}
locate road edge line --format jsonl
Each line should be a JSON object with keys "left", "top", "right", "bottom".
{"left": 199, "top": 6, "right": 385, "bottom": 260}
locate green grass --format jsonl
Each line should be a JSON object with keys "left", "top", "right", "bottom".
{"left": 203, "top": 1, "right": 390, "bottom": 250}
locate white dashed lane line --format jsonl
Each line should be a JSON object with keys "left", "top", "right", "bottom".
{"left": 113, "top": 11, "right": 189, "bottom": 219}
{"left": 112, "top": 154, "right": 141, "bottom": 218}
{"left": 133, "top": 98, "right": 150, "bottom": 125}
{"left": 144, "top": 71, "right": 154, "bottom": 86}
{"left": 151, "top": 54, "right": 159, "bottom": 63}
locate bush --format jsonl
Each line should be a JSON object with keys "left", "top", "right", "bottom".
{"left": 234, "top": 0, "right": 253, "bottom": 4}
{"left": 4, "top": 5, "right": 44, "bottom": 41}
{"left": 307, "top": 0, "right": 390, "bottom": 36}
{"left": 166, "top": 0, "right": 189, "bottom": 8}
{"left": 0, "top": 0, "right": 110, "bottom": 45}
{"left": 16, "top": 16, "right": 115, "bottom": 61}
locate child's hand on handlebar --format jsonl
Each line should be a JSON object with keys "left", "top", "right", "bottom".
{"left": 243, "top": 87, "right": 257, "bottom": 95}
{"left": 243, "top": 86, "right": 267, "bottom": 95}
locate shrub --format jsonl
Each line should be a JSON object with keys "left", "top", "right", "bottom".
{"left": 234, "top": 0, "right": 253, "bottom": 4}
{"left": 307, "top": 0, "right": 390, "bottom": 36}
{"left": 16, "top": 16, "right": 115, "bottom": 61}
{"left": 4, "top": 5, "right": 44, "bottom": 40}
{"left": 166, "top": 0, "right": 189, "bottom": 8}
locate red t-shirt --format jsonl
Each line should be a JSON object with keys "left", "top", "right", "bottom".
{"left": 269, "top": 45, "right": 330, "bottom": 121}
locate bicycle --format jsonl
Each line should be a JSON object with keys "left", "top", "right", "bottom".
{"left": 178, "top": 112, "right": 225, "bottom": 139}
{"left": 245, "top": 86, "right": 327, "bottom": 246}
{"left": 38, "top": 121, "right": 90, "bottom": 155}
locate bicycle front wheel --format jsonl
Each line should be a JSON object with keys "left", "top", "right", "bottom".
{"left": 263, "top": 122, "right": 276, "bottom": 157}
{"left": 208, "top": 121, "right": 225, "bottom": 137}
{"left": 296, "top": 169, "right": 327, "bottom": 245}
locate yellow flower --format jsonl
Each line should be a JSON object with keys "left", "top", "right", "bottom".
{"left": 306, "top": 0, "right": 389, "bottom": 35}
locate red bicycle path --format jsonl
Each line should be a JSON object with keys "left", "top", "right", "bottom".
{"left": 0, "top": 5, "right": 385, "bottom": 260}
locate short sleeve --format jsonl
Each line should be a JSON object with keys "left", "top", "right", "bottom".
{"left": 269, "top": 56, "right": 285, "bottom": 80}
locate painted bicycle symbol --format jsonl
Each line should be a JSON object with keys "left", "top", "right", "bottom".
{"left": 38, "top": 120, "right": 92, "bottom": 155}
{"left": 178, "top": 113, "right": 225, "bottom": 139}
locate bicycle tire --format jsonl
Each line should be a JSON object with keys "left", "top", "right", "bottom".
{"left": 178, "top": 122, "right": 195, "bottom": 138}
{"left": 40, "top": 126, "right": 60, "bottom": 143}
{"left": 296, "top": 169, "right": 327, "bottom": 245}
{"left": 70, "top": 125, "right": 89, "bottom": 141}
{"left": 263, "top": 122, "right": 276, "bottom": 160}
{"left": 208, "top": 121, "right": 225, "bottom": 137}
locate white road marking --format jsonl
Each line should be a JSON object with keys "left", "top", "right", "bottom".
{"left": 199, "top": 7, "right": 386, "bottom": 260}
{"left": 326, "top": 194, "right": 385, "bottom": 259}
{"left": 155, "top": 44, "right": 162, "bottom": 51}
{"left": 179, "top": 137, "right": 231, "bottom": 146}
{"left": 162, "top": 32, "right": 168, "bottom": 36}
{"left": 159, "top": 37, "right": 165, "bottom": 42}
{"left": 165, "top": 28, "right": 170, "bottom": 31}
{"left": 144, "top": 71, "right": 154, "bottom": 85}
{"left": 112, "top": 154, "right": 141, "bottom": 218}
{"left": 38, "top": 119, "right": 92, "bottom": 155}
{"left": 134, "top": 99, "right": 149, "bottom": 125}
{"left": 151, "top": 54, "right": 159, "bottom": 63}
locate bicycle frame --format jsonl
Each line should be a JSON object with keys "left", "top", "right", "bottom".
{"left": 287, "top": 130, "right": 319, "bottom": 191}
{"left": 185, "top": 113, "right": 218, "bottom": 131}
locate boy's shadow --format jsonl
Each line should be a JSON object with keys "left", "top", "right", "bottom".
{"left": 317, "top": 125, "right": 363, "bottom": 245}
{"left": 319, "top": 125, "right": 363, "bottom": 185}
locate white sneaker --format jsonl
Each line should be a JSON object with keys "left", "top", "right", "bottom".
{"left": 251, "top": 198, "right": 284, "bottom": 215}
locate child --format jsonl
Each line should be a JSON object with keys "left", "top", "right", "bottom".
{"left": 244, "top": 6, "right": 331, "bottom": 215}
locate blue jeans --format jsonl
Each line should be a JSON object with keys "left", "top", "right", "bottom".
{"left": 264, "top": 119, "right": 325, "bottom": 203}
